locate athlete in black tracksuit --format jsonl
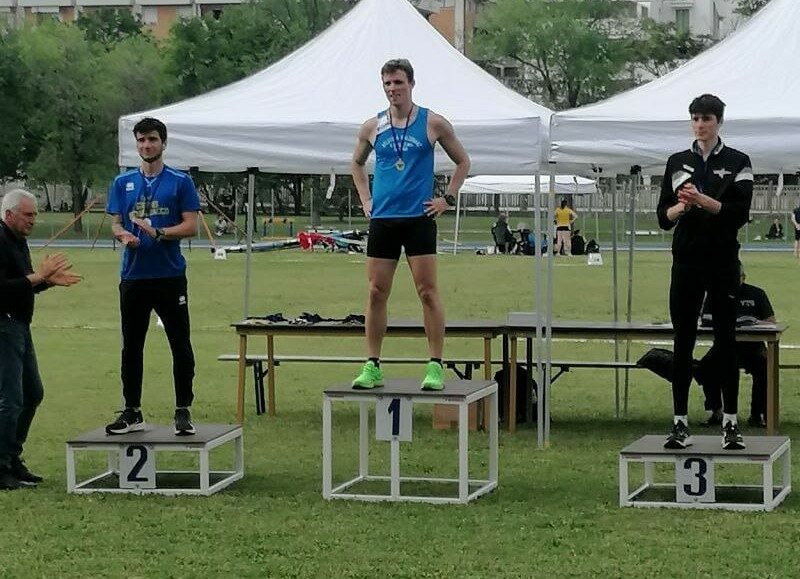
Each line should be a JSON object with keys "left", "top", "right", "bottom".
{"left": 657, "top": 94, "right": 753, "bottom": 450}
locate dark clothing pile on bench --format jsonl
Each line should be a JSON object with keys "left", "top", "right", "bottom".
{"left": 247, "top": 312, "right": 365, "bottom": 325}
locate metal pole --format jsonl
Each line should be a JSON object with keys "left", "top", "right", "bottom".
{"left": 533, "top": 173, "right": 544, "bottom": 448}
{"left": 453, "top": 188, "right": 462, "bottom": 255}
{"left": 610, "top": 177, "right": 620, "bottom": 418}
{"left": 624, "top": 173, "right": 638, "bottom": 416}
{"left": 244, "top": 170, "right": 256, "bottom": 319}
{"left": 544, "top": 166, "right": 555, "bottom": 445}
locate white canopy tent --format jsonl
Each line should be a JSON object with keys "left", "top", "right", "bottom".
{"left": 117, "top": 0, "right": 557, "bottom": 446}
{"left": 119, "top": 0, "right": 551, "bottom": 174}
{"left": 549, "top": 0, "right": 800, "bottom": 175}
{"left": 461, "top": 174, "right": 596, "bottom": 196}
{"left": 549, "top": 0, "right": 800, "bottom": 420}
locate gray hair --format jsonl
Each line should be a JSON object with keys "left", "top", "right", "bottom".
{"left": 1, "top": 189, "right": 37, "bottom": 215}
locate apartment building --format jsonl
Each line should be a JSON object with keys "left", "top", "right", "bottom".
{"left": 0, "top": 0, "right": 469, "bottom": 41}
{"left": 633, "top": 0, "right": 747, "bottom": 39}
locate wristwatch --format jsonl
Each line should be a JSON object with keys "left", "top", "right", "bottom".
{"left": 155, "top": 228, "right": 165, "bottom": 240}
{"left": 443, "top": 194, "right": 457, "bottom": 207}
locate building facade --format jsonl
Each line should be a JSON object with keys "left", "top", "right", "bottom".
{"left": 633, "top": 0, "right": 747, "bottom": 39}
{"left": 0, "top": 0, "right": 470, "bottom": 41}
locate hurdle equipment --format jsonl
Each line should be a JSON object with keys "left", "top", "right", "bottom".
{"left": 66, "top": 424, "right": 243, "bottom": 496}
{"left": 619, "top": 435, "right": 790, "bottom": 511}
{"left": 322, "top": 379, "right": 498, "bottom": 504}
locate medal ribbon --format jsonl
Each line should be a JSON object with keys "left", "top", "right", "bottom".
{"left": 388, "top": 105, "right": 413, "bottom": 166}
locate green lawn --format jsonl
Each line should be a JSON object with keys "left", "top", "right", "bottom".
{"left": 3, "top": 247, "right": 800, "bottom": 577}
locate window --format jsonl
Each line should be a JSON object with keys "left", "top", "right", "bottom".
{"left": 675, "top": 8, "right": 690, "bottom": 34}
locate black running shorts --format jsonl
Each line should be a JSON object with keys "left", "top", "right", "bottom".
{"left": 367, "top": 216, "right": 437, "bottom": 259}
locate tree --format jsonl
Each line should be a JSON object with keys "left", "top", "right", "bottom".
{"left": 0, "top": 27, "right": 31, "bottom": 179}
{"left": 473, "top": 0, "right": 710, "bottom": 109}
{"left": 630, "top": 19, "right": 711, "bottom": 79}
{"left": 17, "top": 22, "right": 168, "bottom": 232}
{"left": 735, "top": 0, "right": 771, "bottom": 16}
{"left": 165, "top": 0, "right": 351, "bottom": 100}
{"left": 76, "top": 7, "right": 145, "bottom": 47}
{"left": 473, "top": 0, "right": 635, "bottom": 109}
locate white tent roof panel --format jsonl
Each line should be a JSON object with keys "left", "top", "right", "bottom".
{"left": 119, "top": 0, "right": 552, "bottom": 174}
{"left": 550, "top": 0, "right": 800, "bottom": 174}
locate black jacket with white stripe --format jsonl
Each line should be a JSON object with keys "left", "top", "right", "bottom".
{"left": 657, "top": 139, "right": 753, "bottom": 265}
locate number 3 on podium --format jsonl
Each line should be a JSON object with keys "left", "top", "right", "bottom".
{"left": 676, "top": 456, "right": 715, "bottom": 503}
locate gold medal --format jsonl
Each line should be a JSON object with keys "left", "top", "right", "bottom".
{"left": 395, "top": 159, "right": 405, "bottom": 171}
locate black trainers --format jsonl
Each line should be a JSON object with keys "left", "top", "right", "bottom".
{"left": 0, "top": 469, "right": 22, "bottom": 491}
{"left": 105, "top": 408, "right": 145, "bottom": 435}
{"left": 11, "top": 458, "right": 42, "bottom": 485}
{"left": 700, "top": 411, "right": 723, "bottom": 427}
{"left": 748, "top": 414, "right": 767, "bottom": 428}
{"left": 174, "top": 408, "right": 196, "bottom": 436}
{"left": 722, "top": 421, "right": 746, "bottom": 450}
{"left": 664, "top": 420, "right": 693, "bottom": 449}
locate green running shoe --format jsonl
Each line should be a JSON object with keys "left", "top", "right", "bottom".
{"left": 352, "top": 360, "right": 384, "bottom": 389}
{"left": 421, "top": 361, "right": 445, "bottom": 391}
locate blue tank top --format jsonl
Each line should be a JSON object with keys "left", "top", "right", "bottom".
{"left": 371, "top": 106, "right": 434, "bottom": 218}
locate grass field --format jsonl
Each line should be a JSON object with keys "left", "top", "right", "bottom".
{"left": 3, "top": 246, "right": 800, "bottom": 577}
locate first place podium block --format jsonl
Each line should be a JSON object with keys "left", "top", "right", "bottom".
{"left": 66, "top": 424, "right": 243, "bottom": 496}
{"left": 620, "top": 435, "right": 791, "bottom": 511}
{"left": 322, "top": 379, "right": 499, "bottom": 504}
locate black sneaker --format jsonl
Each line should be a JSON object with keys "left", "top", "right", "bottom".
{"left": 174, "top": 408, "right": 196, "bottom": 436}
{"left": 748, "top": 414, "right": 767, "bottom": 428}
{"left": 722, "top": 422, "right": 746, "bottom": 450}
{"left": 0, "top": 469, "right": 22, "bottom": 491}
{"left": 11, "top": 458, "right": 42, "bottom": 485}
{"left": 664, "top": 420, "right": 693, "bottom": 449}
{"left": 105, "top": 408, "right": 145, "bottom": 435}
{"left": 700, "top": 411, "right": 723, "bottom": 427}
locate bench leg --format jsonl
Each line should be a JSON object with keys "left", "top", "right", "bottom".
{"left": 253, "top": 362, "right": 266, "bottom": 415}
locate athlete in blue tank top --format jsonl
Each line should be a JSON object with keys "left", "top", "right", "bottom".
{"left": 105, "top": 117, "right": 201, "bottom": 437}
{"left": 351, "top": 58, "right": 471, "bottom": 392}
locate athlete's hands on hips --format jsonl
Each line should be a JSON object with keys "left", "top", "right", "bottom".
{"left": 424, "top": 196, "right": 449, "bottom": 217}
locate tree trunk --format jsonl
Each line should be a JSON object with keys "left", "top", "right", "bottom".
{"left": 291, "top": 176, "right": 302, "bottom": 215}
{"left": 71, "top": 180, "right": 87, "bottom": 233}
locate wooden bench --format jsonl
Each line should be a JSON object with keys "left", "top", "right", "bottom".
{"left": 217, "top": 354, "right": 642, "bottom": 416}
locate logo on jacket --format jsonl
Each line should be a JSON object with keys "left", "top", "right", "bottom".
{"left": 713, "top": 168, "right": 732, "bottom": 178}
{"left": 125, "top": 182, "right": 135, "bottom": 192}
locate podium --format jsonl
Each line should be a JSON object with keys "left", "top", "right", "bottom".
{"left": 66, "top": 424, "right": 243, "bottom": 496}
{"left": 619, "top": 435, "right": 791, "bottom": 511}
{"left": 322, "top": 379, "right": 498, "bottom": 504}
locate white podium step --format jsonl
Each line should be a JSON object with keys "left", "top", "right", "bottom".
{"left": 322, "top": 379, "right": 499, "bottom": 504}
{"left": 619, "top": 434, "right": 791, "bottom": 511}
{"left": 66, "top": 424, "right": 243, "bottom": 496}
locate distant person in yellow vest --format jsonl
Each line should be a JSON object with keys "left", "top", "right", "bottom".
{"left": 553, "top": 199, "right": 577, "bottom": 256}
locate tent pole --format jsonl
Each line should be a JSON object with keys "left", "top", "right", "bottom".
{"left": 610, "top": 176, "right": 620, "bottom": 418}
{"left": 244, "top": 169, "right": 256, "bottom": 319}
{"left": 544, "top": 165, "right": 555, "bottom": 446}
{"left": 533, "top": 172, "right": 543, "bottom": 448}
{"left": 624, "top": 171, "right": 639, "bottom": 416}
{"left": 453, "top": 177, "right": 461, "bottom": 255}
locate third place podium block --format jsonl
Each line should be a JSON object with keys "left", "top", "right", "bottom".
{"left": 619, "top": 435, "right": 791, "bottom": 511}
{"left": 322, "top": 379, "right": 498, "bottom": 504}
